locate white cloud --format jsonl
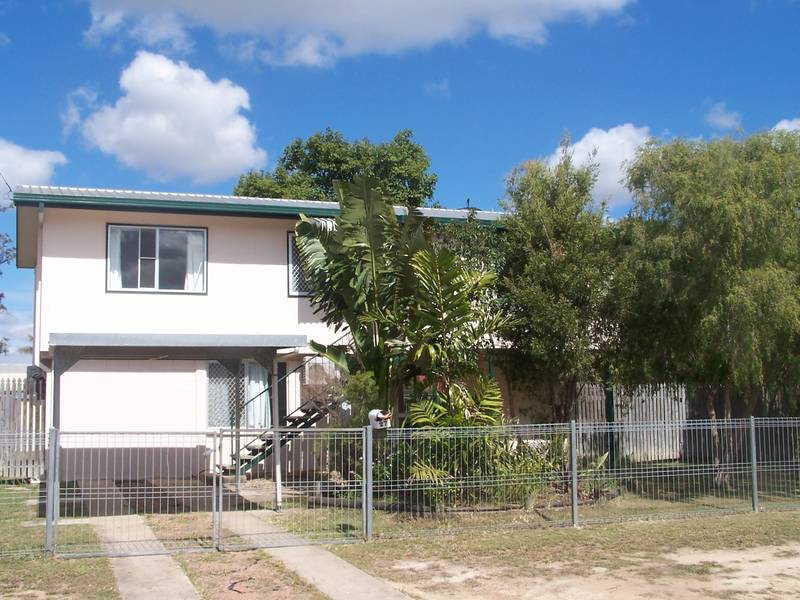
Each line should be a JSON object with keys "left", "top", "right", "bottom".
{"left": 773, "top": 118, "right": 800, "bottom": 132}
{"left": 0, "top": 32, "right": 9, "bottom": 47}
{"left": 424, "top": 78, "right": 450, "bottom": 98}
{"left": 548, "top": 123, "right": 650, "bottom": 208}
{"left": 0, "top": 138, "right": 67, "bottom": 188}
{"left": 0, "top": 309, "right": 33, "bottom": 356}
{"left": 705, "top": 101, "right": 741, "bottom": 131}
{"left": 130, "top": 12, "right": 193, "bottom": 53}
{"left": 85, "top": 0, "right": 633, "bottom": 67}
{"left": 61, "top": 86, "right": 98, "bottom": 135}
{"left": 75, "top": 51, "right": 267, "bottom": 184}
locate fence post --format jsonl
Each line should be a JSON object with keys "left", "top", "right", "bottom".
{"left": 570, "top": 420, "right": 579, "bottom": 528}
{"left": 217, "top": 430, "right": 224, "bottom": 549}
{"left": 750, "top": 416, "right": 759, "bottom": 513}
{"left": 44, "top": 427, "right": 60, "bottom": 557}
{"left": 362, "top": 426, "right": 373, "bottom": 541}
{"left": 211, "top": 431, "right": 218, "bottom": 550}
{"left": 274, "top": 429, "right": 283, "bottom": 512}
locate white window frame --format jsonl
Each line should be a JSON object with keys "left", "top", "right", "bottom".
{"left": 287, "top": 231, "right": 312, "bottom": 297}
{"left": 106, "top": 224, "right": 208, "bottom": 294}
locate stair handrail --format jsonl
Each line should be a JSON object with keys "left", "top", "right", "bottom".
{"left": 231, "top": 331, "right": 353, "bottom": 463}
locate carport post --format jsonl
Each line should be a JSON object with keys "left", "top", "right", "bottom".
{"left": 570, "top": 420, "right": 579, "bottom": 528}
{"left": 44, "top": 427, "right": 60, "bottom": 557}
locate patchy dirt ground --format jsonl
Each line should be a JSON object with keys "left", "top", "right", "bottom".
{"left": 383, "top": 543, "right": 800, "bottom": 599}
{"left": 173, "top": 550, "right": 326, "bottom": 600}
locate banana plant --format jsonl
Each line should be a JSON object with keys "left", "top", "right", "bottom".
{"left": 295, "top": 177, "right": 427, "bottom": 408}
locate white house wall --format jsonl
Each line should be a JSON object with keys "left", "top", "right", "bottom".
{"left": 59, "top": 359, "right": 207, "bottom": 433}
{"left": 37, "top": 207, "right": 335, "bottom": 352}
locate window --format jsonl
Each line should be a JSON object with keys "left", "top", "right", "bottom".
{"left": 107, "top": 225, "right": 207, "bottom": 293}
{"left": 288, "top": 232, "right": 311, "bottom": 297}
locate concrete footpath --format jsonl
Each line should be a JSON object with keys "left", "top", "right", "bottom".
{"left": 226, "top": 511, "right": 411, "bottom": 600}
{"left": 93, "top": 515, "right": 200, "bottom": 600}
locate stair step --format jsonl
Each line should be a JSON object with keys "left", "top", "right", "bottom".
{"left": 247, "top": 439, "right": 268, "bottom": 449}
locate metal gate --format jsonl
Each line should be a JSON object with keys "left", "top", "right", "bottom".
{"left": 7, "top": 427, "right": 367, "bottom": 557}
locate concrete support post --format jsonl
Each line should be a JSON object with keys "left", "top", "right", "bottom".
{"left": 44, "top": 427, "right": 60, "bottom": 557}
{"left": 570, "top": 420, "right": 579, "bottom": 528}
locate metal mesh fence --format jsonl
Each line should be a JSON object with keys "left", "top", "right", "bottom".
{"left": 55, "top": 431, "right": 216, "bottom": 557}
{"left": 1, "top": 419, "right": 799, "bottom": 559}
{"left": 217, "top": 428, "right": 364, "bottom": 549}
{"left": 372, "top": 424, "right": 574, "bottom": 537}
{"left": 0, "top": 432, "right": 46, "bottom": 558}
{"left": 576, "top": 419, "right": 754, "bottom": 523}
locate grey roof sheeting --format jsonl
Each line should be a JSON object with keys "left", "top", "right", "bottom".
{"left": 13, "top": 185, "right": 504, "bottom": 222}
{"left": 48, "top": 333, "right": 307, "bottom": 348}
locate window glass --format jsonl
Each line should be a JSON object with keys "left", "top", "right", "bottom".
{"left": 140, "top": 229, "right": 156, "bottom": 258}
{"left": 120, "top": 229, "right": 139, "bottom": 288}
{"left": 140, "top": 258, "right": 156, "bottom": 288}
{"left": 108, "top": 225, "right": 206, "bottom": 293}
{"left": 159, "top": 229, "right": 189, "bottom": 290}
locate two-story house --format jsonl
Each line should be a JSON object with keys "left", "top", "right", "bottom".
{"left": 14, "top": 185, "right": 501, "bottom": 443}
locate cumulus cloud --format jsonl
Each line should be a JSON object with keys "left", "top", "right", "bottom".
{"left": 548, "top": 123, "right": 650, "bottom": 208}
{"left": 773, "top": 118, "right": 800, "bottom": 132}
{"left": 705, "top": 101, "right": 741, "bottom": 131}
{"left": 85, "top": 0, "right": 632, "bottom": 67}
{"left": 424, "top": 78, "right": 450, "bottom": 98}
{"left": 73, "top": 51, "right": 266, "bottom": 184}
{"left": 61, "top": 87, "right": 98, "bottom": 135}
{"left": 0, "top": 309, "right": 33, "bottom": 356}
{"left": 0, "top": 138, "right": 67, "bottom": 188}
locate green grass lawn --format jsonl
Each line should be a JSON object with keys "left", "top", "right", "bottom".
{"left": 0, "top": 482, "right": 118, "bottom": 599}
{"left": 330, "top": 510, "right": 800, "bottom": 576}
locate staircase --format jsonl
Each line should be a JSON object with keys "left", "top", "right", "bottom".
{"left": 225, "top": 396, "right": 339, "bottom": 476}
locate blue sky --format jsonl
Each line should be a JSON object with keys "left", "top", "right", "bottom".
{"left": 1, "top": 0, "right": 799, "bottom": 355}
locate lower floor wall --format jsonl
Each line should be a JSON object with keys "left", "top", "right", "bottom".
{"left": 54, "top": 357, "right": 310, "bottom": 434}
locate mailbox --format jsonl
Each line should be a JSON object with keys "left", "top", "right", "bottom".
{"left": 368, "top": 409, "right": 392, "bottom": 430}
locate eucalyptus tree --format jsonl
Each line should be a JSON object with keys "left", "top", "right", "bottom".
{"left": 617, "top": 132, "right": 800, "bottom": 420}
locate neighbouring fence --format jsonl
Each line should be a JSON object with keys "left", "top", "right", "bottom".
{"left": 0, "top": 378, "right": 45, "bottom": 480}
{"left": 1, "top": 418, "right": 799, "bottom": 559}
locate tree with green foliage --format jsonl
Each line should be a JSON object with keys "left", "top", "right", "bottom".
{"left": 0, "top": 229, "right": 15, "bottom": 354}
{"left": 295, "top": 177, "right": 503, "bottom": 426}
{"left": 498, "top": 145, "right": 617, "bottom": 421}
{"left": 615, "top": 131, "right": 800, "bottom": 420}
{"left": 235, "top": 128, "right": 437, "bottom": 207}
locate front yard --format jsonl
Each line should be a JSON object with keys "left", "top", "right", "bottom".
{"left": 330, "top": 511, "right": 800, "bottom": 599}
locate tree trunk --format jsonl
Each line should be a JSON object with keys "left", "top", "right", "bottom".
{"left": 715, "top": 385, "right": 733, "bottom": 487}
{"left": 706, "top": 387, "right": 724, "bottom": 487}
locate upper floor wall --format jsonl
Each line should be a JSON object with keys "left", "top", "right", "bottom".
{"left": 34, "top": 207, "right": 335, "bottom": 356}
{"left": 13, "top": 185, "right": 504, "bottom": 362}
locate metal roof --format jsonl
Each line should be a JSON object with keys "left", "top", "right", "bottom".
{"left": 48, "top": 333, "right": 307, "bottom": 348}
{"left": 13, "top": 185, "right": 504, "bottom": 223}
